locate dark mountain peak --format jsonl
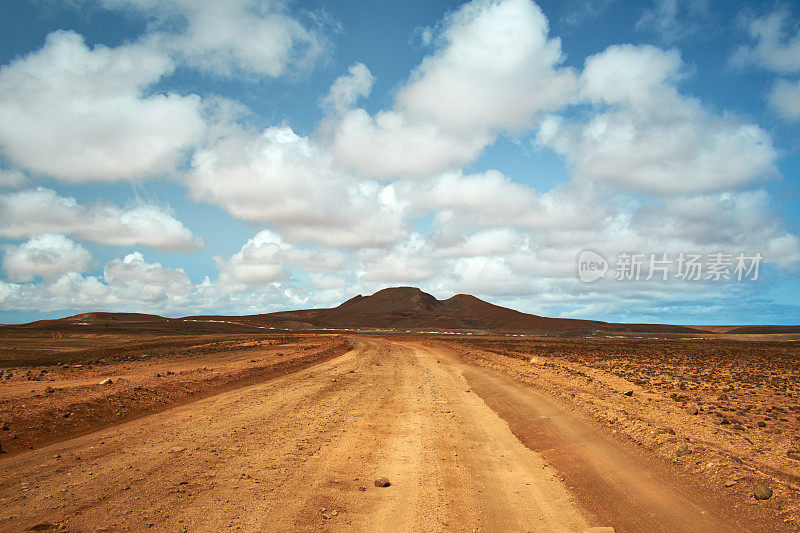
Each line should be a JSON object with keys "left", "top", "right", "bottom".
{"left": 69, "top": 312, "right": 161, "bottom": 322}
{"left": 443, "top": 293, "right": 481, "bottom": 304}
{"left": 333, "top": 287, "right": 439, "bottom": 315}
{"left": 373, "top": 286, "right": 432, "bottom": 298}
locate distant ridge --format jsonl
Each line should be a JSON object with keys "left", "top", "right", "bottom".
{"left": 260, "top": 286, "right": 700, "bottom": 334}
{"left": 6, "top": 286, "right": 783, "bottom": 335}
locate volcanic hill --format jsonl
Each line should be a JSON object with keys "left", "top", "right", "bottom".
{"left": 7, "top": 286, "right": 795, "bottom": 334}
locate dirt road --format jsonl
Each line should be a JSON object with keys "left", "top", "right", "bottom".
{"left": 0, "top": 338, "right": 771, "bottom": 531}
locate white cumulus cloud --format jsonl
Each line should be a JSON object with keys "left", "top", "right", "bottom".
{"left": 187, "top": 125, "right": 407, "bottom": 247}
{"left": 0, "top": 188, "right": 202, "bottom": 251}
{"left": 769, "top": 78, "right": 800, "bottom": 119}
{"left": 3, "top": 234, "right": 92, "bottom": 282}
{"left": 99, "top": 0, "right": 327, "bottom": 78}
{"left": 731, "top": 8, "right": 800, "bottom": 74}
{"left": 537, "top": 44, "right": 777, "bottom": 194}
{"left": 326, "top": 0, "right": 577, "bottom": 179}
{"left": 214, "top": 229, "right": 346, "bottom": 292}
{"left": 0, "top": 31, "right": 204, "bottom": 182}
{"left": 321, "top": 63, "right": 375, "bottom": 115}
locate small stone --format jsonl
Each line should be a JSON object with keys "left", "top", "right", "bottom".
{"left": 732, "top": 424, "right": 745, "bottom": 431}
{"left": 753, "top": 482, "right": 773, "bottom": 500}
{"left": 758, "top": 421, "right": 766, "bottom": 428}
{"left": 170, "top": 446, "right": 186, "bottom": 453}
{"left": 718, "top": 393, "right": 729, "bottom": 401}
{"left": 676, "top": 444, "right": 692, "bottom": 457}
{"left": 358, "top": 486, "right": 366, "bottom": 491}
{"left": 583, "top": 528, "right": 616, "bottom": 533}
{"left": 98, "top": 378, "right": 113, "bottom": 385}
{"left": 624, "top": 390, "right": 633, "bottom": 397}
{"left": 45, "top": 386, "right": 54, "bottom": 394}
{"left": 374, "top": 477, "right": 391, "bottom": 487}
{"left": 685, "top": 404, "right": 699, "bottom": 415}
{"left": 724, "top": 479, "right": 737, "bottom": 487}
{"left": 659, "top": 427, "right": 676, "bottom": 435}
{"left": 26, "top": 523, "right": 57, "bottom": 531}
{"left": 787, "top": 450, "right": 800, "bottom": 461}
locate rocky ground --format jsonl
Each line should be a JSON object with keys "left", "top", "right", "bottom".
{"left": 0, "top": 331, "right": 351, "bottom": 455}
{"left": 444, "top": 335, "right": 800, "bottom": 529}
{"left": 0, "top": 331, "right": 797, "bottom": 531}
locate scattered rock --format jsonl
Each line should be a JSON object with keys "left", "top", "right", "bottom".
{"left": 170, "top": 446, "right": 186, "bottom": 453}
{"left": 753, "top": 482, "right": 773, "bottom": 500}
{"left": 26, "top": 523, "right": 57, "bottom": 531}
{"left": 732, "top": 424, "right": 745, "bottom": 431}
{"left": 623, "top": 390, "right": 633, "bottom": 397}
{"left": 724, "top": 479, "right": 737, "bottom": 487}
{"left": 45, "top": 386, "right": 54, "bottom": 394}
{"left": 374, "top": 477, "right": 391, "bottom": 487}
{"left": 98, "top": 378, "right": 113, "bottom": 385}
{"left": 358, "top": 486, "right": 366, "bottom": 492}
{"left": 787, "top": 450, "right": 800, "bottom": 461}
{"left": 685, "top": 404, "right": 699, "bottom": 415}
{"left": 659, "top": 427, "right": 676, "bottom": 435}
{"left": 717, "top": 393, "right": 729, "bottom": 401}
{"left": 758, "top": 421, "right": 766, "bottom": 428}
{"left": 676, "top": 444, "right": 692, "bottom": 457}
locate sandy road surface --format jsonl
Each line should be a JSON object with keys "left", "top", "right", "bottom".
{"left": 0, "top": 338, "right": 756, "bottom": 531}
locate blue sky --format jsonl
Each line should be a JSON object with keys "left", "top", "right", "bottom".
{"left": 0, "top": 0, "right": 799, "bottom": 325}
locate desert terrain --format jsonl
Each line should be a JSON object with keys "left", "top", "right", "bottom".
{"left": 1, "top": 288, "right": 799, "bottom": 531}
{"left": 0, "top": 329, "right": 797, "bottom": 531}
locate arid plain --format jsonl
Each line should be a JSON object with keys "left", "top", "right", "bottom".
{"left": 1, "top": 289, "right": 799, "bottom": 532}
